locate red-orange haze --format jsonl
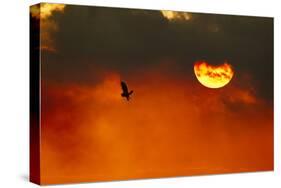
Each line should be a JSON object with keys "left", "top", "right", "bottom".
{"left": 40, "top": 68, "right": 273, "bottom": 184}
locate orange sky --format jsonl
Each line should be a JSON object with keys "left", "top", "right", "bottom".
{"left": 40, "top": 66, "right": 273, "bottom": 184}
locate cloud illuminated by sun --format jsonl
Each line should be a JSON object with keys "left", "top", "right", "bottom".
{"left": 30, "top": 3, "right": 65, "bottom": 20}
{"left": 160, "top": 10, "right": 191, "bottom": 21}
{"left": 30, "top": 3, "right": 66, "bottom": 52}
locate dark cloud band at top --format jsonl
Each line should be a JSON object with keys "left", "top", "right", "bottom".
{"left": 41, "top": 4, "right": 273, "bottom": 101}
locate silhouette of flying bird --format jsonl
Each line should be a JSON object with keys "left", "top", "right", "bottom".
{"left": 121, "top": 81, "right": 133, "bottom": 101}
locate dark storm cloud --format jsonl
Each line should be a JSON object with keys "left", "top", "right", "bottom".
{"left": 42, "top": 4, "right": 273, "bottom": 101}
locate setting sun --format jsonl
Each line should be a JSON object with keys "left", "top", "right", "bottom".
{"left": 194, "top": 61, "right": 234, "bottom": 88}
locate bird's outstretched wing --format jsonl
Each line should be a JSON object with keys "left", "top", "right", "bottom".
{"left": 121, "top": 81, "right": 128, "bottom": 93}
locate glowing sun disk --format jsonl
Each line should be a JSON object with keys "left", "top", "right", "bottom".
{"left": 194, "top": 61, "right": 234, "bottom": 88}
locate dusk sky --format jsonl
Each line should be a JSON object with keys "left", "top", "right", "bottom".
{"left": 31, "top": 3, "right": 273, "bottom": 184}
